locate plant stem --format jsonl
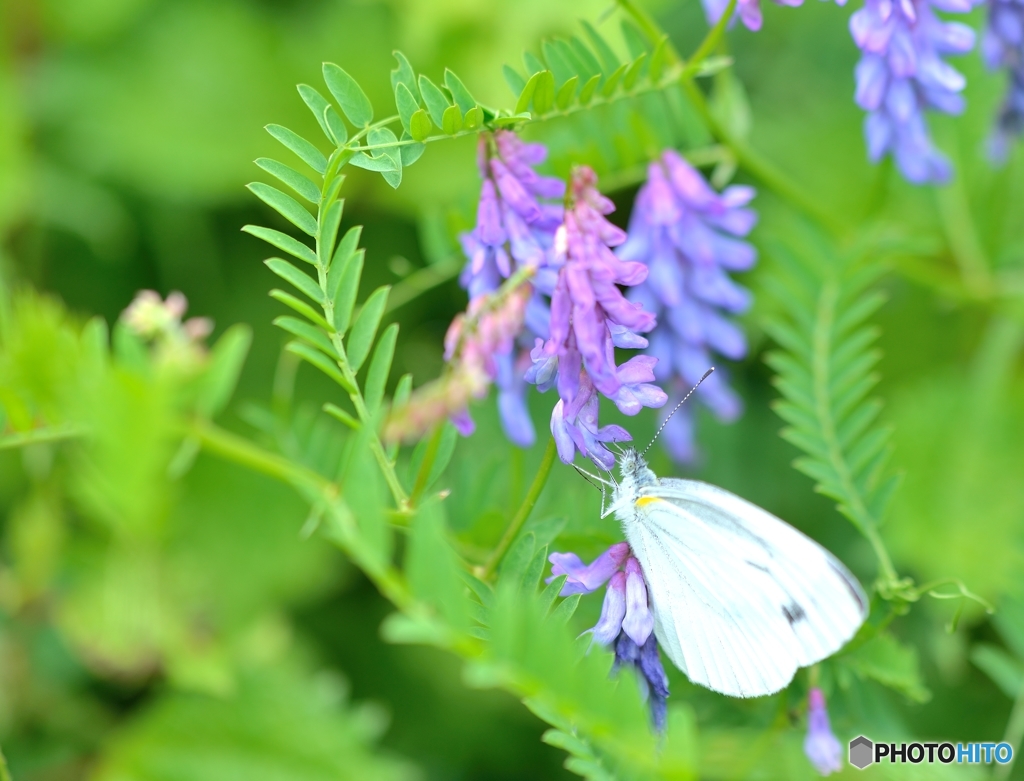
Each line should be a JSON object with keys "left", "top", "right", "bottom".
{"left": 386, "top": 256, "right": 463, "bottom": 314}
{"left": 996, "top": 681, "right": 1024, "bottom": 780}
{"left": 0, "top": 424, "right": 83, "bottom": 451}
{"left": 410, "top": 424, "right": 444, "bottom": 505}
{"left": 482, "top": 438, "right": 557, "bottom": 579}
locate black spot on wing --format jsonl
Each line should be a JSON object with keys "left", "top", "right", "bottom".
{"left": 745, "top": 560, "right": 770, "bottom": 574}
{"left": 782, "top": 603, "right": 807, "bottom": 625}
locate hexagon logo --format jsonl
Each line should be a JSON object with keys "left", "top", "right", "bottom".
{"left": 849, "top": 736, "right": 874, "bottom": 770}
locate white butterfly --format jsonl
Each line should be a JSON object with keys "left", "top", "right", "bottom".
{"left": 598, "top": 446, "right": 868, "bottom": 698}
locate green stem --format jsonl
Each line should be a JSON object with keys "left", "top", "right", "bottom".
{"left": 681, "top": 0, "right": 737, "bottom": 74}
{"left": 481, "top": 438, "right": 557, "bottom": 579}
{"left": 0, "top": 423, "right": 84, "bottom": 451}
{"left": 0, "top": 742, "right": 9, "bottom": 781}
{"left": 410, "top": 424, "right": 445, "bottom": 505}
{"left": 386, "top": 256, "right": 463, "bottom": 314}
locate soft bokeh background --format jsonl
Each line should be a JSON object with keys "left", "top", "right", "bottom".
{"left": 1, "top": 0, "right": 1023, "bottom": 778}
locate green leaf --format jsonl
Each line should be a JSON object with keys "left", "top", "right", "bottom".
{"left": 332, "top": 249, "right": 364, "bottom": 335}
{"left": 323, "top": 403, "right": 359, "bottom": 430}
{"left": 318, "top": 199, "right": 343, "bottom": 266}
{"left": 441, "top": 105, "right": 463, "bottom": 135}
{"left": 269, "top": 290, "right": 330, "bottom": 330}
{"left": 246, "top": 183, "right": 317, "bottom": 237}
{"left": 286, "top": 341, "right": 352, "bottom": 392}
{"left": 263, "top": 258, "right": 323, "bottom": 303}
{"left": 336, "top": 430, "right": 391, "bottom": 572}
{"left": 523, "top": 51, "right": 545, "bottom": 75}
{"left": 390, "top": 50, "right": 419, "bottom": 101}
{"left": 621, "top": 19, "right": 652, "bottom": 59}
{"left": 394, "top": 83, "right": 419, "bottom": 135}
{"left": 400, "top": 134, "right": 425, "bottom": 166}
{"left": 532, "top": 70, "right": 555, "bottom": 114}
{"left": 347, "top": 286, "right": 390, "bottom": 372}
{"left": 994, "top": 596, "right": 1024, "bottom": 661}
{"left": 195, "top": 325, "right": 252, "bottom": 418}
{"left": 349, "top": 153, "right": 398, "bottom": 173}
{"left": 265, "top": 124, "right": 327, "bottom": 174}
{"left": 407, "top": 423, "right": 457, "bottom": 495}
{"left": 296, "top": 84, "right": 336, "bottom": 143}
{"left": 648, "top": 36, "right": 669, "bottom": 83}
{"left": 463, "top": 106, "right": 483, "bottom": 130}
{"left": 842, "top": 633, "right": 931, "bottom": 702}
{"left": 622, "top": 52, "right": 648, "bottom": 91}
{"left": 569, "top": 36, "right": 602, "bottom": 81}
{"left": 409, "top": 110, "right": 432, "bottom": 142}
{"left": 407, "top": 499, "right": 470, "bottom": 631}
{"left": 502, "top": 64, "right": 526, "bottom": 96}
{"left": 322, "top": 62, "right": 373, "bottom": 127}
{"left": 365, "top": 323, "right": 398, "bottom": 416}
{"left": 578, "top": 74, "right": 601, "bottom": 105}
{"left": 499, "top": 531, "right": 536, "bottom": 589}
{"left": 387, "top": 374, "right": 412, "bottom": 460}
{"left": 515, "top": 70, "right": 542, "bottom": 115}
{"left": 599, "top": 63, "right": 626, "bottom": 97}
{"left": 555, "top": 76, "right": 578, "bottom": 110}
{"left": 91, "top": 668, "right": 415, "bottom": 781}
{"left": 418, "top": 75, "right": 450, "bottom": 127}
{"left": 330, "top": 224, "right": 362, "bottom": 280}
{"left": 367, "top": 127, "right": 403, "bottom": 189}
{"left": 255, "top": 158, "right": 321, "bottom": 204}
{"left": 542, "top": 39, "right": 576, "bottom": 86}
{"left": 242, "top": 225, "right": 318, "bottom": 266}
{"left": 323, "top": 105, "right": 348, "bottom": 146}
{"left": 581, "top": 20, "right": 620, "bottom": 73}
{"left": 444, "top": 69, "right": 477, "bottom": 114}
{"left": 273, "top": 316, "right": 337, "bottom": 358}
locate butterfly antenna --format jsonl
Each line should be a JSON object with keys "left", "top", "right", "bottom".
{"left": 572, "top": 463, "right": 603, "bottom": 494}
{"left": 641, "top": 367, "right": 715, "bottom": 457}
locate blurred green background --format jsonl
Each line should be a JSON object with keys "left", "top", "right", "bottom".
{"left": 1, "top": 0, "right": 1023, "bottom": 778}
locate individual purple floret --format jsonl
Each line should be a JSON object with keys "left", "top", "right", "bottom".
{"left": 458, "top": 131, "right": 565, "bottom": 446}
{"left": 983, "top": 0, "right": 1024, "bottom": 160}
{"left": 804, "top": 688, "right": 843, "bottom": 775}
{"left": 849, "top": 0, "right": 978, "bottom": 184}
{"left": 547, "top": 545, "right": 669, "bottom": 731}
{"left": 526, "top": 166, "right": 666, "bottom": 470}
{"left": 619, "top": 150, "right": 756, "bottom": 463}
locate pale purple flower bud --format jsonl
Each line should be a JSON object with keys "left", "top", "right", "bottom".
{"left": 622, "top": 557, "right": 654, "bottom": 645}
{"left": 613, "top": 633, "right": 670, "bottom": 732}
{"left": 547, "top": 542, "right": 631, "bottom": 595}
{"left": 588, "top": 571, "right": 627, "bottom": 645}
{"left": 620, "top": 150, "right": 754, "bottom": 463}
{"left": 804, "top": 688, "right": 843, "bottom": 775}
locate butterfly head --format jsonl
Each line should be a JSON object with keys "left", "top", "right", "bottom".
{"left": 617, "top": 447, "right": 657, "bottom": 488}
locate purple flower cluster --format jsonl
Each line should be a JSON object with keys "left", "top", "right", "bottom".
{"left": 983, "top": 0, "right": 1024, "bottom": 160}
{"left": 619, "top": 151, "right": 756, "bottom": 463}
{"left": 548, "top": 543, "right": 670, "bottom": 730}
{"left": 851, "top": 0, "right": 978, "bottom": 183}
{"left": 804, "top": 688, "right": 843, "bottom": 775}
{"left": 526, "top": 167, "right": 667, "bottom": 470}
{"left": 459, "top": 131, "right": 565, "bottom": 446}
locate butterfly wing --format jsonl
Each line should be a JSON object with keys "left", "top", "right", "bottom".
{"left": 620, "top": 478, "right": 867, "bottom": 698}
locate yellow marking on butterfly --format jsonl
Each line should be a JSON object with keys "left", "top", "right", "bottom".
{"left": 636, "top": 496, "right": 665, "bottom": 509}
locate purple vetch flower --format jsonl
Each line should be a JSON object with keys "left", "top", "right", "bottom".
{"left": 702, "top": 0, "right": 844, "bottom": 33}
{"left": 983, "top": 0, "right": 1024, "bottom": 160}
{"left": 546, "top": 546, "right": 668, "bottom": 730}
{"left": 619, "top": 150, "right": 756, "bottom": 463}
{"left": 850, "top": 0, "right": 978, "bottom": 184}
{"left": 804, "top": 688, "right": 843, "bottom": 775}
{"left": 526, "top": 166, "right": 667, "bottom": 469}
{"left": 458, "top": 131, "right": 566, "bottom": 445}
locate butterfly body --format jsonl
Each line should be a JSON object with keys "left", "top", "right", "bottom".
{"left": 609, "top": 448, "right": 867, "bottom": 698}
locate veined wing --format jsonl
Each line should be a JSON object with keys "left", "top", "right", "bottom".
{"left": 621, "top": 479, "right": 867, "bottom": 698}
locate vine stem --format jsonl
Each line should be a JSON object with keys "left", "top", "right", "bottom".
{"left": 480, "top": 438, "right": 557, "bottom": 580}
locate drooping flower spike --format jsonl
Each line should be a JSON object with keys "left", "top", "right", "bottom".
{"left": 459, "top": 131, "right": 566, "bottom": 446}
{"left": 983, "top": 0, "right": 1024, "bottom": 160}
{"left": 547, "top": 543, "right": 670, "bottom": 731}
{"left": 619, "top": 150, "right": 756, "bottom": 463}
{"left": 526, "top": 166, "right": 667, "bottom": 470}
{"left": 850, "top": 0, "right": 978, "bottom": 183}
{"left": 804, "top": 688, "right": 843, "bottom": 775}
